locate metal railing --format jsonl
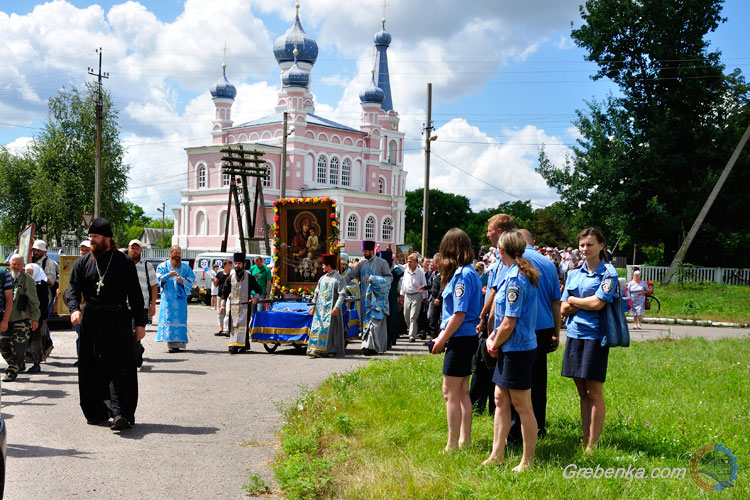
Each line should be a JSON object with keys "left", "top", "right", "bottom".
{"left": 1, "top": 245, "right": 203, "bottom": 261}
{"left": 627, "top": 265, "right": 750, "bottom": 285}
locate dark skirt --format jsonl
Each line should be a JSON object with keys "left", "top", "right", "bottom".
{"left": 492, "top": 349, "right": 536, "bottom": 390}
{"left": 443, "top": 335, "right": 479, "bottom": 377}
{"left": 561, "top": 337, "right": 609, "bottom": 382}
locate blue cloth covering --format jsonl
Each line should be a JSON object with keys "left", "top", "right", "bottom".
{"left": 251, "top": 301, "right": 356, "bottom": 344}
{"left": 562, "top": 260, "right": 618, "bottom": 340}
{"left": 494, "top": 263, "right": 538, "bottom": 352}
{"left": 364, "top": 274, "right": 391, "bottom": 322}
{"left": 155, "top": 261, "right": 194, "bottom": 343}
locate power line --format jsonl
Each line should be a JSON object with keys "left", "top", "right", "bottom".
{"left": 429, "top": 151, "right": 545, "bottom": 208}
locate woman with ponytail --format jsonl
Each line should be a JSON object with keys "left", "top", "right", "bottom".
{"left": 431, "top": 228, "right": 482, "bottom": 453}
{"left": 560, "top": 227, "right": 618, "bottom": 453}
{"left": 483, "top": 230, "right": 540, "bottom": 471}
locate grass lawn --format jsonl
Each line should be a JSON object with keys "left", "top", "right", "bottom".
{"left": 273, "top": 338, "right": 749, "bottom": 499}
{"left": 641, "top": 282, "right": 750, "bottom": 323}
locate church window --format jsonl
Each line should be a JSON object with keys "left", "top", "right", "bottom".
{"left": 365, "top": 216, "right": 375, "bottom": 239}
{"left": 382, "top": 217, "right": 393, "bottom": 241}
{"left": 388, "top": 140, "right": 397, "bottom": 164}
{"left": 198, "top": 165, "right": 206, "bottom": 188}
{"left": 342, "top": 159, "right": 351, "bottom": 186}
{"left": 329, "top": 157, "right": 339, "bottom": 185}
{"left": 378, "top": 179, "right": 384, "bottom": 194}
{"left": 263, "top": 166, "right": 271, "bottom": 187}
{"left": 223, "top": 172, "right": 230, "bottom": 186}
{"left": 317, "top": 155, "right": 327, "bottom": 183}
{"left": 347, "top": 215, "right": 358, "bottom": 238}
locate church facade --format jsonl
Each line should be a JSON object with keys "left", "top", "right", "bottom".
{"left": 172, "top": 9, "right": 407, "bottom": 257}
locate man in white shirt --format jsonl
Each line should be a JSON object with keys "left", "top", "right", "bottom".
{"left": 399, "top": 253, "right": 426, "bottom": 343}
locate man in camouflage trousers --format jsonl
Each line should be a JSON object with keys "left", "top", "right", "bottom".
{"left": 1, "top": 254, "right": 40, "bottom": 382}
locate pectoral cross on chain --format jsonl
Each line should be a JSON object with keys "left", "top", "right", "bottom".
{"left": 96, "top": 278, "right": 105, "bottom": 295}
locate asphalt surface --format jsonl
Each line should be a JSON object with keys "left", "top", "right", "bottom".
{"left": 1, "top": 303, "right": 426, "bottom": 499}
{"left": 2, "top": 305, "right": 748, "bottom": 499}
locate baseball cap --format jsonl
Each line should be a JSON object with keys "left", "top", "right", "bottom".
{"left": 32, "top": 240, "right": 47, "bottom": 251}
{"left": 128, "top": 239, "right": 143, "bottom": 248}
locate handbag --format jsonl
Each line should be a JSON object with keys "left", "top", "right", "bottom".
{"left": 600, "top": 264, "right": 630, "bottom": 348}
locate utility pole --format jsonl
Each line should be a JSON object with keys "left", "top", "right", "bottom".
{"left": 421, "top": 83, "right": 435, "bottom": 257}
{"left": 157, "top": 203, "right": 166, "bottom": 248}
{"left": 88, "top": 47, "right": 108, "bottom": 218}
{"left": 662, "top": 122, "right": 750, "bottom": 284}
{"left": 281, "top": 111, "right": 288, "bottom": 198}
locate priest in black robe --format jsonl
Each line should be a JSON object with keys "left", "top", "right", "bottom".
{"left": 65, "top": 218, "right": 145, "bottom": 431}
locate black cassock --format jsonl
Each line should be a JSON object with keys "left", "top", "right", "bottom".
{"left": 65, "top": 249, "right": 144, "bottom": 425}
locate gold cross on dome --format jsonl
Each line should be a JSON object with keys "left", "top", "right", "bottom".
{"left": 222, "top": 41, "right": 229, "bottom": 69}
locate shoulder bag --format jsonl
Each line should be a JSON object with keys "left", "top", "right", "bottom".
{"left": 600, "top": 264, "right": 630, "bottom": 348}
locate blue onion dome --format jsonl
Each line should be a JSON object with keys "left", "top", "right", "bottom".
{"left": 210, "top": 65, "right": 237, "bottom": 99}
{"left": 374, "top": 18, "right": 391, "bottom": 46}
{"left": 359, "top": 70, "right": 384, "bottom": 104}
{"left": 273, "top": 4, "right": 318, "bottom": 66}
{"left": 283, "top": 49, "right": 310, "bottom": 88}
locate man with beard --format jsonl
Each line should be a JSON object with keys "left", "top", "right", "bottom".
{"left": 2, "top": 254, "right": 40, "bottom": 382}
{"left": 307, "top": 254, "right": 346, "bottom": 358}
{"left": 128, "top": 239, "right": 157, "bottom": 366}
{"left": 156, "top": 245, "right": 194, "bottom": 353}
{"left": 346, "top": 240, "right": 392, "bottom": 355}
{"left": 65, "top": 218, "right": 144, "bottom": 430}
{"left": 220, "top": 253, "right": 260, "bottom": 354}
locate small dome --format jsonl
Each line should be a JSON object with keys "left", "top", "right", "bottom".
{"left": 273, "top": 14, "right": 318, "bottom": 66}
{"left": 282, "top": 61, "right": 310, "bottom": 88}
{"left": 210, "top": 67, "right": 237, "bottom": 100}
{"left": 359, "top": 74, "right": 384, "bottom": 104}
{"left": 374, "top": 29, "right": 391, "bottom": 46}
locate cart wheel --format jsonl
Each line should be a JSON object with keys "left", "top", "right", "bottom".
{"left": 293, "top": 344, "right": 306, "bottom": 352}
{"left": 263, "top": 343, "right": 279, "bottom": 353}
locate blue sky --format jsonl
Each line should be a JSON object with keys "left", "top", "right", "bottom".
{"left": 1, "top": 0, "right": 748, "bottom": 217}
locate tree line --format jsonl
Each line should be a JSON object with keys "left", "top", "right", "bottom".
{"left": 0, "top": 83, "right": 170, "bottom": 248}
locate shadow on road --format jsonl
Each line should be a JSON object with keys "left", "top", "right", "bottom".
{"left": 117, "top": 423, "right": 220, "bottom": 440}
{"left": 8, "top": 443, "right": 93, "bottom": 459}
{"left": 138, "top": 367, "right": 208, "bottom": 375}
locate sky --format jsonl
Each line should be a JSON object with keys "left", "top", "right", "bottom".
{"left": 1, "top": 0, "right": 748, "bottom": 218}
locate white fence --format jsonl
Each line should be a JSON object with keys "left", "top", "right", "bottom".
{"left": 627, "top": 265, "right": 750, "bottom": 285}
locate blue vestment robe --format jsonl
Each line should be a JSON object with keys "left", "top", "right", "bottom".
{"left": 156, "top": 260, "right": 194, "bottom": 344}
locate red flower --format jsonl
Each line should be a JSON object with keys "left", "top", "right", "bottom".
{"left": 330, "top": 213, "right": 336, "bottom": 219}
{"left": 273, "top": 215, "right": 280, "bottom": 222}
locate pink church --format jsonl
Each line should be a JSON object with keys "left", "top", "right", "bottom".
{"left": 172, "top": 9, "right": 407, "bottom": 257}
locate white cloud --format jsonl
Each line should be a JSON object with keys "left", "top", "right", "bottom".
{"left": 555, "top": 35, "right": 576, "bottom": 50}
{"left": 3, "top": 136, "right": 34, "bottom": 153}
{"left": 402, "top": 119, "right": 563, "bottom": 210}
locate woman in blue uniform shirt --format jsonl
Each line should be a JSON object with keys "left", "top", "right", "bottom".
{"left": 482, "top": 230, "right": 540, "bottom": 471}
{"left": 431, "top": 228, "right": 481, "bottom": 453}
{"left": 560, "top": 227, "right": 617, "bottom": 453}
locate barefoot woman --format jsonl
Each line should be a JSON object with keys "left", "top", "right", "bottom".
{"left": 431, "top": 228, "right": 482, "bottom": 453}
{"left": 560, "top": 228, "right": 618, "bottom": 452}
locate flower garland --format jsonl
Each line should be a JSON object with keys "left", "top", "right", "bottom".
{"left": 271, "top": 197, "right": 338, "bottom": 298}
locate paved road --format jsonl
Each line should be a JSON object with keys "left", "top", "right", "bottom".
{"left": 2, "top": 304, "right": 426, "bottom": 499}
{"left": 2, "top": 305, "right": 748, "bottom": 499}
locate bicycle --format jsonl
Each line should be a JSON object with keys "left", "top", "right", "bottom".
{"left": 644, "top": 280, "right": 661, "bottom": 314}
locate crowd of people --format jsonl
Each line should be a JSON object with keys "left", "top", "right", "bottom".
{"left": 1, "top": 213, "right": 622, "bottom": 461}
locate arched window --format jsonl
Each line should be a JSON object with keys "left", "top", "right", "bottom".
{"left": 197, "top": 165, "right": 206, "bottom": 188}
{"left": 347, "top": 214, "right": 358, "bottom": 238}
{"left": 196, "top": 211, "right": 207, "bottom": 235}
{"left": 388, "top": 140, "right": 397, "bottom": 164}
{"left": 329, "top": 157, "right": 339, "bottom": 185}
{"left": 263, "top": 166, "right": 271, "bottom": 187}
{"left": 342, "top": 158, "right": 351, "bottom": 186}
{"left": 317, "top": 155, "right": 327, "bottom": 183}
{"left": 365, "top": 216, "right": 375, "bottom": 239}
{"left": 223, "top": 172, "right": 230, "bottom": 186}
{"left": 382, "top": 217, "right": 393, "bottom": 241}
{"left": 378, "top": 179, "right": 384, "bottom": 194}
{"left": 219, "top": 211, "right": 232, "bottom": 235}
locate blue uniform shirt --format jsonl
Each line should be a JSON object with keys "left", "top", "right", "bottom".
{"left": 441, "top": 265, "right": 482, "bottom": 337}
{"left": 522, "top": 245, "right": 562, "bottom": 330}
{"left": 561, "top": 260, "right": 618, "bottom": 340}
{"left": 494, "top": 263, "right": 538, "bottom": 352}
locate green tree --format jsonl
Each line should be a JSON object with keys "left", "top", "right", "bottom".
{"left": 30, "top": 82, "right": 129, "bottom": 244}
{"left": 404, "top": 189, "right": 472, "bottom": 255}
{"left": 0, "top": 147, "right": 35, "bottom": 245}
{"left": 537, "top": 0, "right": 750, "bottom": 266}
